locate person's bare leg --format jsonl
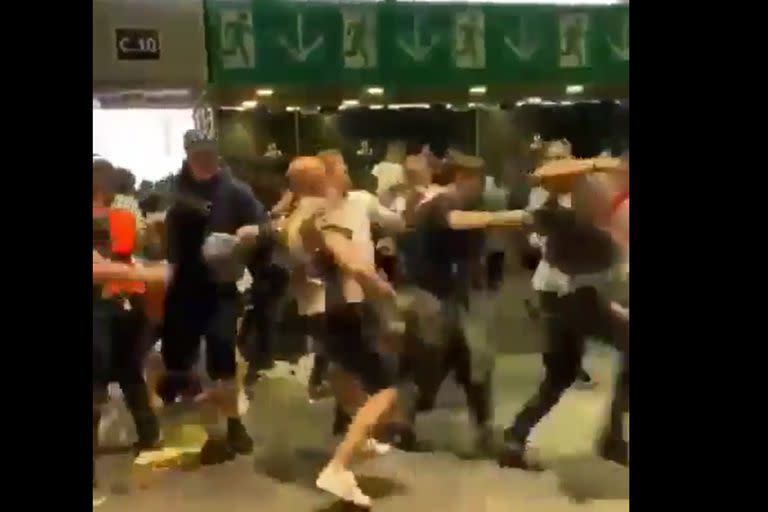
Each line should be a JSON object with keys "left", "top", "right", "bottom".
{"left": 317, "top": 369, "right": 398, "bottom": 507}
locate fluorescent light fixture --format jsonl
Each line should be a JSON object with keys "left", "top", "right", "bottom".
{"left": 286, "top": 106, "right": 300, "bottom": 112}
{"left": 446, "top": 103, "right": 454, "bottom": 109}
{"left": 468, "top": 102, "right": 478, "bottom": 108}
{"left": 566, "top": 84, "right": 584, "bottom": 95}
{"left": 366, "top": 87, "right": 384, "bottom": 96}
{"left": 340, "top": 99, "right": 360, "bottom": 110}
{"left": 469, "top": 85, "right": 487, "bottom": 95}
{"left": 388, "top": 103, "right": 430, "bottom": 110}
{"left": 256, "top": 88, "right": 274, "bottom": 97}
{"left": 560, "top": 100, "right": 574, "bottom": 106}
{"left": 240, "top": 100, "right": 258, "bottom": 109}
{"left": 526, "top": 97, "right": 542, "bottom": 104}
{"left": 369, "top": 104, "right": 385, "bottom": 110}
{"left": 221, "top": 106, "right": 245, "bottom": 111}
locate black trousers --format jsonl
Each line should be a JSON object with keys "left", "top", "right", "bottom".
{"left": 506, "top": 288, "right": 629, "bottom": 445}
{"left": 486, "top": 251, "right": 505, "bottom": 291}
{"left": 162, "top": 281, "right": 241, "bottom": 380}
{"left": 237, "top": 266, "right": 290, "bottom": 370}
{"left": 406, "top": 327, "right": 492, "bottom": 427}
{"left": 93, "top": 296, "right": 158, "bottom": 441}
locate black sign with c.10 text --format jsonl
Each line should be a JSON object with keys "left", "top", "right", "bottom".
{"left": 115, "top": 28, "right": 160, "bottom": 61}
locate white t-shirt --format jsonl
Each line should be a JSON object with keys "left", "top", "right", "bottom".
{"left": 371, "top": 161, "right": 405, "bottom": 196}
{"left": 288, "top": 191, "right": 401, "bottom": 316}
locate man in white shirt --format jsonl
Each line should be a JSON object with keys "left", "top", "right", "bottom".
{"left": 371, "top": 140, "right": 406, "bottom": 196}
{"left": 280, "top": 155, "right": 401, "bottom": 507}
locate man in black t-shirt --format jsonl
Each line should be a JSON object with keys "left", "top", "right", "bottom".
{"left": 402, "top": 151, "right": 530, "bottom": 452}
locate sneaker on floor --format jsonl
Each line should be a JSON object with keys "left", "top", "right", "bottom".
{"left": 316, "top": 464, "right": 371, "bottom": 508}
{"left": 133, "top": 437, "right": 163, "bottom": 455}
{"left": 227, "top": 418, "right": 254, "bottom": 455}
{"left": 497, "top": 434, "right": 543, "bottom": 471}
{"left": 363, "top": 438, "right": 393, "bottom": 456}
{"left": 200, "top": 438, "right": 235, "bottom": 466}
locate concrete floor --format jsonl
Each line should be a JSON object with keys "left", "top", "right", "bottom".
{"left": 95, "top": 273, "right": 629, "bottom": 511}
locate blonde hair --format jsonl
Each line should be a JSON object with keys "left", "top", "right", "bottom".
{"left": 286, "top": 156, "right": 328, "bottom": 197}
{"left": 317, "top": 149, "right": 352, "bottom": 193}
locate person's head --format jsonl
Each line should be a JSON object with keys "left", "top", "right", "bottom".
{"left": 318, "top": 149, "right": 352, "bottom": 196}
{"left": 93, "top": 158, "right": 116, "bottom": 202}
{"left": 385, "top": 140, "right": 406, "bottom": 164}
{"left": 114, "top": 167, "right": 136, "bottom": 195}
{"left": 541, "top": 139, "right": 572, "bottom": 164}
{"left": 445, "top": 150, "right": 485, "bottom": 204}
{"left": 404, "top": 154, "right": 432, "bottom": 188}
{"left": 286, "top": 156, "right": 328, "bottom": 198}
{"left": 183, "top": 129, "right": 219, "bottom": 181}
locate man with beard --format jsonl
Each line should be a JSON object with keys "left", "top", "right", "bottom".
{"left": 160, "top": 130, "right": 269, "bottom": 465}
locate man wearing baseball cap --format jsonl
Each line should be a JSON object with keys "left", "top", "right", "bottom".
{"left": 161, "top": 129, "right": 268, "bottom": 465}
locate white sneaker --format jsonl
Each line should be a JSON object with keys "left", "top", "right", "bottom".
{"left": 316, "top": 464, "right": 372, "bottom": 508}
{"left": 363, "top": 438, "right": 393, "bottom": 456}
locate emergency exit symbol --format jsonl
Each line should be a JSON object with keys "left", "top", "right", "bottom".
{"left": 607, "top": 13, "right": 629, "bottom": 61}
{"left": 220, "top": 9, "right": 255, "bottom": 69}
{"left": 504, "top": 17, "right": 539, "bottom": 61}
{"left": 454, "top": 9, "right": 485, "bottom": 69}
{"left": 278, "top": 12, "right": 325, "bottom": 62}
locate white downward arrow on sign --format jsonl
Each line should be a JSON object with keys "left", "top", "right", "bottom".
{"left": 278, "top": 13, "right": 325, "bottom": 62}
{"left": 504, "top": 17, "right": 538, "bottom": 61}
{"left": 397, "top": 15, "right": 440, "bottom": 62}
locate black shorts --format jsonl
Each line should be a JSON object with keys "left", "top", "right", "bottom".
{"left": 161, "top": 282, "right": 241, "bottom": 380}
{"left": 304, "top": 303, "right": 394, "bottom": 394}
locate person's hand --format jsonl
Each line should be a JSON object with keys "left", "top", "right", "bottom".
{"left": 136, "top": 263, "right": 170, "bottom": 284}
{"left": 236, "top": 224, "right": 261, "bottom": 244}
{"left": 611, "top": 302, "right": 629, "bottom": 321}
{"left": 491, "top": 210, "right": 532, "bottom": 227}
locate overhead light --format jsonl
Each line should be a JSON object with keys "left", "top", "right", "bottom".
{"left": 340, "top": 99, "right": 360, "bottom": 110}
{"left": 221, "top": 106, "right": 245, "bottom": 112}
{"left": 388, "top": 103, "right": 430, "bottom": 110}
{"left": 468, "top": 102, "right": 478, "bottom": 108}
{"left": 469, "top": 85, "right": 487, "bottom": 95}
{"left": 300, "top": 106, "right": 321, "bottom": 114}
{"left": 526, "top": 97, "right": 542, "bottom": 104}
{"left": 366, "top": 87, "right": 384, "bottom": 96}
{"left": 566, "top": 84, "right": 584, "bottom": 95}
{"left": 286, "top": 105, "right": 300, "bottom": 112}
{"left": 369, "top": 104, "right": 385, "bottom": 110}
{"left": 256, "top": 88, "right": 274, "bottom": 97}
{"left": 560, "top": 100, "right": 574, "bottom": 106}
{"left": 445, "top": 103, "right": 454, "bottom": 109}
{"left": 241, "top": 100, "right": 258, "bottom": 109}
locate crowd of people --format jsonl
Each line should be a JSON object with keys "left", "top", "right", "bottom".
{"left": 93, "top": 128, "right": 629, "bottom": 507}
